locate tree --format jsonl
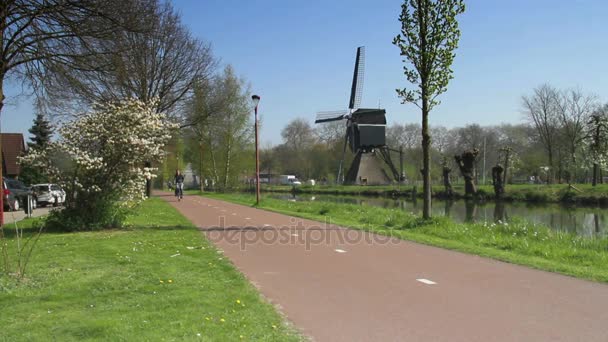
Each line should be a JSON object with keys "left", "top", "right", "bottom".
{"left": 20, "top": 112, "right": 54, "bottom": 184}
{"left": 1, "top": 0, "right": 147, "bottom": 220}
{"left": 281, "top": 118, "right": 316, "bottom": 151}
{"left": 27, "top": 112, "right": 53, "bottom": 149}
{"left": 393, "top": 0, "right": 465, "bottom": 219}
{"left": 20, "top": 99, "right": 175, "bottom": 230}
{"left": 522, "top": 84, "right": 561, "bottom": 183}
{"left": 188, "top": 66, "right": 253, "bottom": 190}
{"left": 586, "top": 104, "right": 608, "bottom": 186}
{"left": 39, "top": 0, "right": 215, "bottom": 120}
{"left": 556, "top": 89, "right": 597, "bottom": 182}
{"left": 455, "top": 149, "right": 479, "bottom": 197}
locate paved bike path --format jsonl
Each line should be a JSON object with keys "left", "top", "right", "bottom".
{"left": 163, "top": 194, "right": 608, "bottom": 342}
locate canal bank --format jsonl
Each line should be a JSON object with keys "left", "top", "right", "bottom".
{"left": 253, "top": 183, "right": 608, "bottom": 206}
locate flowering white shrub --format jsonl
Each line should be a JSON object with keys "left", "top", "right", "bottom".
{"left": 20, "top": 99, "right": 176, "bottom": 229}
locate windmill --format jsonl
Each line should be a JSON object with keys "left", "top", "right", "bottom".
{"left": 315, "top": 46, "right": 402, "bottom": 185}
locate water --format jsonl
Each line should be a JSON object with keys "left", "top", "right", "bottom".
{"left": 269, "top": 194, "right": 608, "bottom": 238}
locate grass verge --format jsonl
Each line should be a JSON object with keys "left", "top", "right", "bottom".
{"left": 0, "top": 197, "right": 301, "bottom": 341}
{"left": 201, "top": 192, "right": 608, "bottom": 284}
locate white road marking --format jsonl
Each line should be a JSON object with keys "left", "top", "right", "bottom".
{"left": 416, "top": 278, "right": 437, "bottom": 285}
{"left": 263, "top": 224, "right": 271, "bottom": 227}
{"left": 291, "top": 233, "right": 299, "bottom": 237}
{"left": 334, "top": 249, "right": 347, "bottom": 253}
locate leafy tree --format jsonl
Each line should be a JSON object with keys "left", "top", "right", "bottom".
{"left": 393, "top": 0, "right": 465, "bottom": 218}
{"left": 20, "top": 112, "right": 54, "bottom": 184}
{"left": 184, "top": 66, "right": 253, "bottom": 190}
{"left": 27, "top": 113, "right": 53, "bottom": 149}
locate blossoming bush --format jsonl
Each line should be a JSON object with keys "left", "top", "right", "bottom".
{"left": 20, "top": 99, "right": 176, "bottom": 230}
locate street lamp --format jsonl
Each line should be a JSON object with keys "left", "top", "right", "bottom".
{"left": 252, "top": 95, "right": 261, "bottom": 205}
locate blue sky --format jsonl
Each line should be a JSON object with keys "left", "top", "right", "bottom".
{"left": 3, "top": 0, "right": 608, "bottom": 145}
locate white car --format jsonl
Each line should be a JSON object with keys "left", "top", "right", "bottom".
{"left": 32, "top": 183, "right": 66, "bottom": 207}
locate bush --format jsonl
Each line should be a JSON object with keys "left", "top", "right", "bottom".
{"left": 20, "top": 99, "right": 175, "bottom": 231}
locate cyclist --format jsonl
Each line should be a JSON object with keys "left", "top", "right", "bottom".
{"left": 174, "top": 170, "right": 184, "bottom": 201}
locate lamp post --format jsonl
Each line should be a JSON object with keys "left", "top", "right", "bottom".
{"left": 252, "top": 95, "right": 261, "bottom": 205}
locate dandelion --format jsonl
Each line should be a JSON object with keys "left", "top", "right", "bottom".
{"left": 236, "top": 299, "right": 241, "bottom": 304}
{"left": 160, "top": 280, "right": 164, "bottom": 283}
{"left": 272, "top": 324, "right": 277, "bottom": 329}
{"left": 220, "top": 318, "right": 225, "bottom": 323}
{"left": 168, "top": 279, "right": 173, "bottom": 283}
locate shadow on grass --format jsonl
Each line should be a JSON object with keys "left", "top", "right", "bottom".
{"left": 1, "top": 224, "right": 197, "bottom": 239}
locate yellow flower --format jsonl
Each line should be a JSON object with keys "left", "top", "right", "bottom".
{"left": 240, "top": 335, "right": 244, "bottom": 339}
{"left": 159, "top": 280, "right": 164, "bottom": 283}
{"left": 272, "top": 324, "right": 277, "bottom": 329}
{"left": 220, "top": 318, "right": 225, "bottom": 322}
{"left": 168, "top": 279, "right": 173, "bottom": 283}
{"left": 205, "top": 317, "right": 210, "bottom": 321}
{"left": 236, "top": 299, "right": 241, "bottom": 304}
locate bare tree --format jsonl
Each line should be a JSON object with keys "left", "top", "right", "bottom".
{"left": 281, "top": 118, "right": 316, "bottom": 151}
{"left": 522, "top": 84, "right": 561, "bottom": 183}
{"left": 314, "top": 120, "right": 343, "bottom": 146}
{"left": 556, "top": 88, "right": 597, "bottom": 182}
{"left": 430, "top": 125, "right": 451, "bottom": 155}
{"left": 39, "top": 1, "right": 216, "bottom": 119}
{"left": 1, "top": 0, "right": 146, "bottom": 220}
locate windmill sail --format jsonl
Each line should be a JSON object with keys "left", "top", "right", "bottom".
{"left": 348, "top": 46, "right": 365, "bottom": 110}
{"left": 314, "top": 110, "right": 349, "bottom": 123}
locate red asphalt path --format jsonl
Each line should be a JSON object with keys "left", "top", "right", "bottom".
{"left": 163, "top": 194, "right": 608, "bottom": 342}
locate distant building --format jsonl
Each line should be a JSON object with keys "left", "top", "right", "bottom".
{"left": 1, "top": 133, "right": 26, "bottom": 179}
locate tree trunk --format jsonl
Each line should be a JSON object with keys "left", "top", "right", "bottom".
{"left": 492, "top": 164, "right": 504, "bottom": 199}
{"left": 442, "top": 166, "right": 453, "bottom": 198}
{"left": 209, "top": 140, "right": 219, "bottom": 187}
{"left": 223, "top": 135, "right": 232, "bottom": 189}
{"left": 502, "top": 149, "right": 510, "bottom": 186}
{"left": 418, "top": 0, "right": 431, "bottom": 219}
{"left": 144, "top": 161, "right": 151, "bottom": 197}
{"left": 547, "top": 149, "right": 554, "bottom": 184}
{"left": 199, "top": 141, "right": 204, "bottom": 191}
{"left": 0, "top": 81, "right": 4, "bottom": 226}
{"left": 421, "top": 103, "right": 431, "bottom": 219}
{"left": 455, "top": 149, "right": 479, "bottom": 197}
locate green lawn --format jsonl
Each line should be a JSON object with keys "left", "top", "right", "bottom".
{"left": 202, "top": 192, "right": 608, "bottom": 284}
{"left": 0, "top": 198, "right": 300, "bottom": 341}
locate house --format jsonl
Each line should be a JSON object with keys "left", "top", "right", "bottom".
{"left": 1, "top": 133, "right": 26, "bottom": 178}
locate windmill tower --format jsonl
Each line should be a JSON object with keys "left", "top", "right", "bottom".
{"left": 315, "top": 47, "right": 401, "bottom": 185}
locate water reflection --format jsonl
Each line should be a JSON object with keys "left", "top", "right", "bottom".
{"left": 270, "top": 194, "right": 608, "bottom": 238}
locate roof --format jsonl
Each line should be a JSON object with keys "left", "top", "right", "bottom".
{"left": 352, "top": 108, "right": 387, "bottom": 125}
{"left": 1, "top": 133, "right": 26, "bottom": 176}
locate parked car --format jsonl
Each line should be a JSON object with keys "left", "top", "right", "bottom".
{"left": 32, "top": 184, "right": 66, "bottom": 207}
{"left": 3, "top": 177, "right": 36, "bottom": 212}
